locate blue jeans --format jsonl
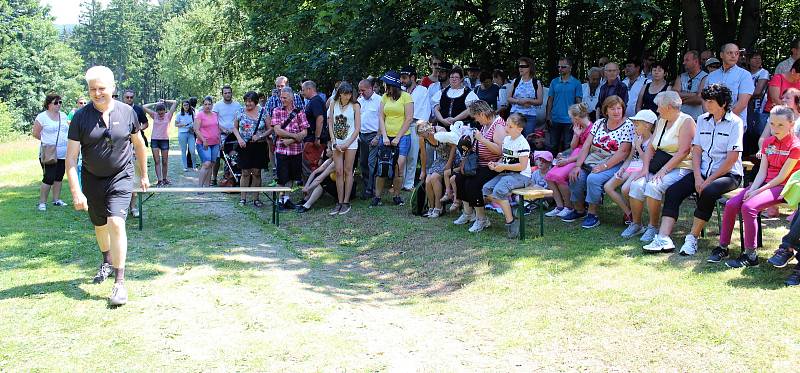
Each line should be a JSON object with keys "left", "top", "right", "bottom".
{"left": 521, "top": 114, "right": 537, "bottom": 136}
{"left": 569, "top": 163, "right": 622, "bottom": 205}
{"left": 178, "top": 131, "right": 198, "bottom": 168}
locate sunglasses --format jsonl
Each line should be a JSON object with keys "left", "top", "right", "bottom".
{"left": 78, "top": 101, "right": 86, "bottom": 105}
{"left": 557, "top": 65, "right": 569, "bottom": 69}
{"left": 53, "top": 101, "right": 62, "bottom": 105}
{"left": 123, "top": 96, "right": 134, "bottom": 99}
{"left": 112, "top": 95, "right": 119, "bottom": 98}
{"left": 517, "top": 64, "right": 530, "bottom": 69}
{"left": 98, "top": 120, "right": 114, "bottom": 149}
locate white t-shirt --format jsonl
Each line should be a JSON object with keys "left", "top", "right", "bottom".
{"left": 407, "top": 84, "right": 430, "bottom": 120}
{"left": 501, "top": 134, "right": 532, "bottom": 178}
{"left": 582, "top": 83, "right": 600, "bottom": 115}
{"left": 36, "top": 111, "right": 69, "bottom": 159}
{"left": 751, "top": 68, "right": 770, "bottom": 113}
{"left": 623, "top": 75, "right": 650, "bottom": 118}
{"left": 212, "top": 100, "right": 243, "bottom": 132}
{"left": 431, "top": 87, "right": 480, "bottom": 109}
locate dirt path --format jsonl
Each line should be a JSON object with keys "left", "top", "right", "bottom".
{"left": 135, "top": 160, "right": 522, "bottom": 371}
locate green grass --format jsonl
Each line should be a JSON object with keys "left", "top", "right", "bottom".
{"left": 1, "top": 136, "right": 799, "bottom": 371}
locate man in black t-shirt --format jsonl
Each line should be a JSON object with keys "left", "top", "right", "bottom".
{"left": 300, "top": 80, "right": 328, "bottom": 181}
{"left": 66, "top": 66, "right": 150, "bottom": 307}
{"left": 122, "top": 89, "right": 149, "bottom": 217}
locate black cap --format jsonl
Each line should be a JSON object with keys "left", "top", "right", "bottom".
{"left": 400, "top": 66, "right": 417, "bottom": 77}
{"left": 466, "top": 63, "right": 481, "bottom": 71}
{"left": 439, "top": 61, "right": 454, "bottom": 71}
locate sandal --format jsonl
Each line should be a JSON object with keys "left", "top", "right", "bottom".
{"left": 448, "top": 200, "right": 462, "bottom": 213}
{"left": 253, "top": 200, "right": 264, "bottom": 208}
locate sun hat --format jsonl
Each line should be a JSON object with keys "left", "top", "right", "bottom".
{"left": 629, "top": 109, "right": 658, "bottom": 124}
{"left": 705, "top": 57, "right": 721, "bottom": 67}
{"left": 533, "top": 151, "right": 554, "bottom": 163}
{"left": 380, "top": 70, "right": 402, "bottom": 88}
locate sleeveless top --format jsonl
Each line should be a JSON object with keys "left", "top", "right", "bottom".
{"left": 510, "top": 78, "right": 538, "bottom": 116}
{"left": 439, "top": 87, "right": 471, "bottom": 119}
{"left": 640, "top": 82, "right": 668, "bottom": 113}
{"left": 652, "top": 112, "right": 693, "bottom": 169}
{"left": 235, "top": 108, "right": 266, "bottom": 142}
{"left": 332, "top": 102, "right": 356, "bottom": 143}
{"left": 477, "top": 116, "right": 505, "bottom": 166}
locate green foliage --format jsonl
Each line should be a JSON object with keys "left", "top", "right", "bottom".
{"left": 0, "top": 0, "right": 84, "bottom": 133}
{"left": 0, "top": 100, "right": 23, "bottom": 142}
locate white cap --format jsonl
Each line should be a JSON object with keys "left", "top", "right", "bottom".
{"left": 629, "top": 109, "right": 658, "bottom": 124}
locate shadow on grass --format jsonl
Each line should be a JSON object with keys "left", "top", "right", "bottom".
{"left": 0, "top": 279, "right": 105, "bottom": 301}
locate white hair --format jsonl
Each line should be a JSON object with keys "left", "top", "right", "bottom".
{"left": 653, "top": 90, "right": 682, "bottom": 109}
{"left": 84, "top": 66, "right": 116, "bottom": 85}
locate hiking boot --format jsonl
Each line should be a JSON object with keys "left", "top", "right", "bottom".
{"left": 453, "top": 212, "right": 476, "bottom": 225}
{"left": 706, "top": 246, "right": 730, "bottom": 263}
{"left": 506, "top": 219, "right": 520, "bottom": 239}
{"left": 93, "top": 262, "right": 113, "bottom": 284}
{"left": 767, "top": 247, "right": 795, "bottom": 268}
{"left": 786, "top": 269, "right": 800, "bottom": 286}
{"left": 369, "top": 197, "right": 382, "bottom": 207}
{"left": 640, "top": 225, "right": 658, "bottom": 242}
{"left": 329, "top": 203, "right": 342, "bottom": 216}
{"left": 338, "top": 203, "right": 351, "bottom": 215}
{"left": 725, "top": 252, "right": 760, "bottom": 268}
{"left": 108, "top": 283, "right": 128, "bottom": 306}
{"left": 621, "top": 223, "right": 645, "bottom": 239}
{"left": 468, "top": 217, "right": 491, "bottom": 233}
{"left": 560, "top": 210, "right": 586, "bottom": 223}
{"left": 393, "top": 196, "right": 405, "bottom": 206}
{"left": 678, "top": 234, "right": 698, "bottom": 256}
{"left": 643, "top": 235, "right": 675, "bottom": 253}
{"left": 581, "top": 213, "right": 600, "bottom": 228}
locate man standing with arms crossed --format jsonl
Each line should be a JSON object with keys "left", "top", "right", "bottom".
{"left": 357, "top": 79, "right": 382, "bottom": 199}
{"left": 544, "top": 57, "right": 582, "bottom": 155}
{"left": 66, "top": 66, "right": 150, "bottom": 306}
{"left": 400, "top": 65, "right": 430, "bottom": 190}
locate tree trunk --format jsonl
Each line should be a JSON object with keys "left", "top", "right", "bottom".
{"left": 681, "top": 0, "right": 706, "bottom": 51}
{"left": 545, "top": 0, "right": 558, "bottom": 80}
{"left": 519, "top": 0, "right": 535, "bottom": 57}
{"left": 738, "top": 0, "right": 760, "bottom": 51}
{"left": 702, "top": 0, "right": 730, "bottom": 50}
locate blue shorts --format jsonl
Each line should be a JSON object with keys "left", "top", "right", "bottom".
{"left": 196, "top": 143, "right": 220, "bottom": 163}
{"left": 150, "top": 139, "right": 169, "bottom": 150}
{"left": 393, "top": 134, "right": 412, "bottom": 157}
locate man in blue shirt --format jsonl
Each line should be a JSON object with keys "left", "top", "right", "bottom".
{"left": 545, "top": 58, "right": 583, "bottom": 154}
{"left": 700, "top": 43, "right": 754, "bottom": 128}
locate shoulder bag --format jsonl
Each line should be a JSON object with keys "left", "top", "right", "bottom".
{"left": 40, "top": 115, "right": 61, "bottom": 165}
{"left": 648, "top": 118, "right": 673, "bottom": 174}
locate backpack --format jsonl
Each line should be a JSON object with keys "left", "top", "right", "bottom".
{"left": 373, "top": 144, "right": 397, "bottom": 179}
{"left": 410, "top": 180, "right": 428, "bottom": 216}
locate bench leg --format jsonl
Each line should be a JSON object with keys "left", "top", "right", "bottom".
{"left": 757, "top": 213, "right": 763, "bottom": 248}
{"left": 138, "top": 193, "right": 143, "bottom": 231}
{"left": 738, "top": 211, "right": 745, "bottom": 250}
{"left": 518, "top": 195, "right": 525, "bottom": 240}
{"left": 538, "top": 199, "right": 545, "bottom": 237}
{"left": 271, "top": 191, "right": 277, "bottom": 225}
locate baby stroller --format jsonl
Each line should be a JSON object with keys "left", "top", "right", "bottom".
{"left": 219, "top": 135, "right": 241, "bottom": 188}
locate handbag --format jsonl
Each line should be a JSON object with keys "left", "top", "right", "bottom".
{"left": 39, "top": 115, "right": 61, "bottom": 165}
{"left": 648, "top": 119, "right": 672, "bottom": 174}
{"left": 462, "top": 140, "right": 479, "bottom": 176}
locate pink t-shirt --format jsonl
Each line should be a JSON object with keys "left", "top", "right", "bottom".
{"left": 764, "top": 74, "right": 800, "bottom": 112}
{"left": 195, "top": 111, "right": 220, "bottom": 145}
{"left": 151, "top": 112, "right": 172, "bottom": 140}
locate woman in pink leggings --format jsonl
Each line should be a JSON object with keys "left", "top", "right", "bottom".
{"left": 544, "top": 103, "right": 593, "bottom": 218}
{"left": 718, "top": 106, "right": 800, "bottom": 268}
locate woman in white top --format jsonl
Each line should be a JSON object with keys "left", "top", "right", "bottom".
{"left": 326, "top": 81, "right": 361, "bottom": 215}
{"left": 175, "top": 100, "right": 198, "bottom": 172}
{"left": 31, "top": 93, "right": 70, "bottom": 211}
{"left": 507, "top": 56, "right": 544, "bottom": 135}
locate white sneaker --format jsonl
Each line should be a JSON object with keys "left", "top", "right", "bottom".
{"left": 130, "top": 208, "right": 140, "bottom": 218}
{"left": 544, "top": 207, "right": 563, "bottom": 217}
{"left": 557, "top": 207, "right": 574, "bottom": 218}
{"left": 52, "top": 200, "right": 68, "bottom": 207}
{"left": 454, "top": 213, "right": 476, "bottom": 225}
{"left": 468, "top": 217, "right": 491, "bottom": 233}
{"left": 640, "top": 225, "right": 658, "bottom": 242}
{"left": 643, "top": 235, "right": 675, "bottom": 253}
{"left": 427, "top": 208, "right": 442, "bottom": 218}
{"left": 679, "top": 234, "right": 698, "bottom": 256}
{"left": 620, "top": 223, "right": 645, "bottom": 239}
{"left": 37, "top": 203, "right": 46, "bottom": 211}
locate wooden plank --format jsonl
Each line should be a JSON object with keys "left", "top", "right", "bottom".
{"left": 742, "top": 161, "right": 754, "bottom": 171}
{"left": 512, "top": 187, "right": 553, "bottom": 200}
{"left": 133, "top": 187, "right": 292, "bottom": 193}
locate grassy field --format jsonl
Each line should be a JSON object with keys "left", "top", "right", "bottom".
{"left": 1, "top": 136, "right": 798, "bottom": 372}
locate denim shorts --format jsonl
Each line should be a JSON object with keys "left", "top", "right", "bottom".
{"left": 394, "top": 134, "right": 412, "bottom": 157}
{"left": 150, "top": 139, "right": 169, "bottom": 150}
{"left": 482, "top": 172, "right": 532, "bottom": 199}
{"left": 196, "top": 143, "right": 220, "bottom": 163}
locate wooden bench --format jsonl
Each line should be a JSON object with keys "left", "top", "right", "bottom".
{"left": 512, "top": 186, "right": 554, "bottom": 240}
{"left": 132, "top": 186, "right": 292, "bottom": 231}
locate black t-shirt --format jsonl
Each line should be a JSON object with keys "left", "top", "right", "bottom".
{"left": 303, "top": 94, "right": 328, "bottom": 143}
{"left": 132, "top": 104, "right": 148, "bottom": 125}
{"left": 68, "top": 101, "right": 140, "bottom": 177}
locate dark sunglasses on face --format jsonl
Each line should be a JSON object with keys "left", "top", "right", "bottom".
{"left": 517, "top": 65, "right": 530, "bottom": 69}
{"left": 557, "top": 65, "right": 569, "bottom": 69}
{"left": 53, "top": 101, "right": 62, "bottom": 105}
{"left": 78, "top": 101, "right": 86, "bottom": 105}
{"left": 112, "top": 94, "right": 119, "bottom": 98}
{"left": 124, "top": 96, "right": 133, "bottom": 99}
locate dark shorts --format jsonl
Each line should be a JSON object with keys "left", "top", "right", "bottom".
{"left": 321, "top": 176, "right": 337, "bottom": 197}
{"left": 238, "top": 141, "right": 268, "bottom": 169}
{"left": 41, "top": 159, "right": 66, "bottom": 185}
{"left": 82, "top": 163, "right": 133, "bottom": 226}
{"left": 276, "top": 153, "right": 302, "bottom": 185}
{"left": 150, "top": 139, "right": 169, "bottom": 150}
